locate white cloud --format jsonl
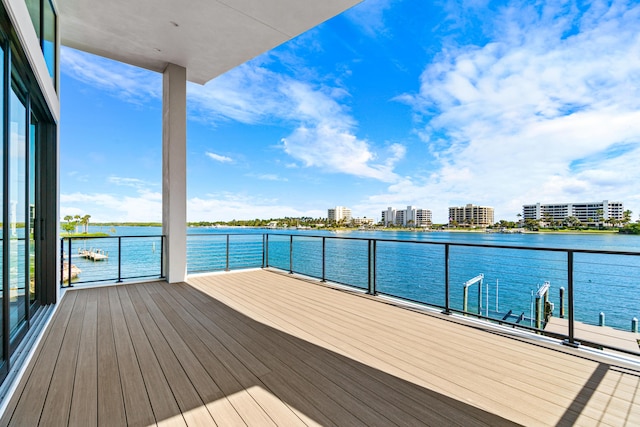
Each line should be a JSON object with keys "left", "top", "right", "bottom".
{"left": 61, "top": 47, "right": 160, "bottom": 102}
{"left": 63, "top": 47, "right": 403, "bottom": 183}
{"left": 108, "top": 176, "right": 151, "bottom": 188}
{"left": 343, "top": 0, "right": 393, "bottom": 38}
{"left": 61, "top": 190, "right": 162, "bottom": 222}
{"left": 205, "top": 152, "right": 233, "bottom": 163}
{"left": 195, "top": 64, "right": 405, "bottom": 181}
{"left": 280, "top": 82, "right": 405, "bottom": 182}
{"left": 388, "top": 1, "right": 640, "bottom": 222}
{"left": 189, "top": 193, "right": 324, "bottom": 221}
{"left": 249, "top": 174, "right": 288, "bottom": 182}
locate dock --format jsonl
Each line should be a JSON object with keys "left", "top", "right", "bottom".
{"left": 78, "top": 248, "right": 108, "bottom": 261}
{"left": 545, "top": 316, "right": 640, "bottom": 353}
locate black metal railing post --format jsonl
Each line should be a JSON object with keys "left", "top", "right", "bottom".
{"left": 367, "top": 239, "right": 377, "bottom": 295}
{"left": 117, "top": 236, "right": 123, "bottom": 283}
{"left": 372, "top": 240, "right": 377, "bottom": 295}
{"left": 443, "top": 243, "right": 451, "bottom": 314}
{"left": 225, "top": 234, "right": 230, "bottom": 271}
{"left": 160, "top": 236, "right": 165, "bottom": 278}
{"left": 367, "top": 240, "right": 372, "bottom": 294}
{"left": 564, "top": 250, "right": 579, "bottom": 347}
{"left": 322, "top": 237, "right": 326, "bottom": 282}
{"left": 265, "top": 234, "right": 269, "bottom": 268}
{"left": 68, "top": 238, "right": 73, "bottom": 287}
{"left": 60, "top": 238, "right": 64, "bottom": 287}
{"left": 289, "top": 235, "right": 294, "bottom": 274}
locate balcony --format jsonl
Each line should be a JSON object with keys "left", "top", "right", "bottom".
{"left": 2, "top": 269, "right": 639, "bottom": 425}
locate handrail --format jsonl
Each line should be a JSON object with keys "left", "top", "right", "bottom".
{"left": 259, "top": 232, "right": 640, "bottom": 357}
{"left": 60, "top": 234, "right": 165, "bottom": 286}
{"left": 60, "top": 231, "right": 640, "bottom": 357}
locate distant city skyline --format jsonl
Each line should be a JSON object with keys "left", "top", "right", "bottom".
{"left": 60, "top": 1, "right": 640, "bottom": 223}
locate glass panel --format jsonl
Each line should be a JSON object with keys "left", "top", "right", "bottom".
{"left": 9, "top": 85, "right": 26, "bottom": 337}
{"left": 29, "top": 115, "right": 36, "bottom": 306}
{"left": 25, "top": 0, "right": 41, "bottom": 40}
{"left": 42, "top": 0, "right": 56, "bottom": 80}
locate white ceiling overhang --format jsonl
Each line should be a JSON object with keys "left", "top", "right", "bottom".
{"left": 57, "top": 0, "right": 363, "bottom": 84}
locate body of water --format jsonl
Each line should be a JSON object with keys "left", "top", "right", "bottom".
{"left": 67, "top": 226, "right": 640, "bottom": 333}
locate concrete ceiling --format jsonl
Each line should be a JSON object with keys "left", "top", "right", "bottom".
{"left": 57, "top": 0, "right": 362, "bottom": 85}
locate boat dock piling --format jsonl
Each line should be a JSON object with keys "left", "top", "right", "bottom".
{"left": 463, "top": 274, "right": 484, "bottom": 315}
{"left": 534, "top": 281, "right": 551, "bottom": 329}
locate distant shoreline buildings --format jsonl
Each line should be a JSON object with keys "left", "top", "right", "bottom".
{"left": 382, "top": 206, "right": 432, "bottom": 227}
{"left": 448, "top": 204, "right": 495, "bottom": 228}
{"left": 325, "top": 200, "right": 626, "bottom": 229}
{"left": 327, "top": 206, "right": 374, "bottom": 227}
{"left": 523, "top": 200, "right": 624, "bottom": 223}
{"left": 327, "top": 206, "right": 352, "bottom": 223}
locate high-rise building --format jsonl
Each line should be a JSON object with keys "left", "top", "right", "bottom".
{"left": 382, "top": 206, "right": 432, "bottom": 227}
{"left": 416, "top": 209, "right": 433, "bottom": 227}
{"left": 522, "top": 201, "right": 624, "bottom": 224}
{"left": 449, "top": 204, "right": 495, "bottom": 227}
{"left": 382, "top": 207, "right": 396, "bottom": 226}
{"left": 328, "top": 206, "right": 352, "bottom": 223}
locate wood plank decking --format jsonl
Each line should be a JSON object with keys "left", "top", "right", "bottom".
{"left": 2, "top": 269, "right": 640, "bottom": 426}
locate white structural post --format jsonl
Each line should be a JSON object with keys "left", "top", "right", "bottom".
{"left": 162, "top": 63, "right": 187, "bottom": 283}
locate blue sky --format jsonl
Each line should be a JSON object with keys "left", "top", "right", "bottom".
{"left": 60, "top": 0, "right": 640, "bottom": 223}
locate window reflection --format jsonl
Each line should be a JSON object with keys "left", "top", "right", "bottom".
{"left": 25, "top": 0, "right": 57, "bottom": 83}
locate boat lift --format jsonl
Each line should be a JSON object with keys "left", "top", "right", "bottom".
{"left": 463, "top": 274, "right": 484, "bottom": 315}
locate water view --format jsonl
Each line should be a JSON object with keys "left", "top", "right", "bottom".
{"left": 63, "top": 226, "right": 640, "bottom": 335}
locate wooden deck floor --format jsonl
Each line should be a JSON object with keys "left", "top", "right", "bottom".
{"left": 2, "top": 269, "right": 640, "bottom": 426}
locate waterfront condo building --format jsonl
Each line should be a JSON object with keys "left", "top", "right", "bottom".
{"left": 352, "top": 217, "right": 375, "bottom": 227}
{"left": 382, "top": 206, "right": 432, "bottom": 227}
{"left": 523, "top": 200, "right": 624, "bottom": 224}
{"left": 328, "top": 206, "right": 352, "bottom": 223}
{"left": 449, "top": 204, "right": 495, "bottom": 227}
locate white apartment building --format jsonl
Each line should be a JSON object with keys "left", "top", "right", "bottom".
{"left": 382, "top": 207, "right": 396, "bottom": 226}
{"left": 449, "top": 204, "right": 495, "bottom": 227}
{"left": 416, "top": 209, "right": 433, "bottom": 227}
{"left": 352, "top": 217, "right": 375, "bottom": 226}
{"left": 382, "top": 206, "right": 432, "bottom": 227}
{"left": 523, "top": 200, "right": 624, "bottom": 223}
{"left": 328, "top": 206, "right": 352, "bottom": 223}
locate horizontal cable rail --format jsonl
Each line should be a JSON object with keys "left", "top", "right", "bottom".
{"left": 62, "top": 231, "right": 640, "bottom": 356}
{"left": 191, "top": 232, "right": 640, "bottom": 357}
{"left": 60, "top": 235, "right": 165, "bottom": 286}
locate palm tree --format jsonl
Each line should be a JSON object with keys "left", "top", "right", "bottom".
{"left": 596, "top": 209, "right": 604, "bottom": 226}
{"left": 81, "top": 214, "right": 91, "bottom": 234}
{"left": 62, "top": 215, "right": 75, "bottom": 234}
{"left": 74, "top": 214, "right": 81, "bottom": 233}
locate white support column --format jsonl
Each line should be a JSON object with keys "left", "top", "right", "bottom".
{"left": 162, "top": 63, "right": 187, "bottom": 283}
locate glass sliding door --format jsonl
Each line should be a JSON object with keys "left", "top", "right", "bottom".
{"left": 8, "top": 83, "right": 27, "bottom": 339}
{"left": 0, "top": 1, "right": 56, "bottom": 386}
{"left": 29, "top": 114, "right": 37, "bottom": 308}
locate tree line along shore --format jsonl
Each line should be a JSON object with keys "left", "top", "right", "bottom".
{"left": 58, "top": 215, "right": 640, "bottom": 235}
